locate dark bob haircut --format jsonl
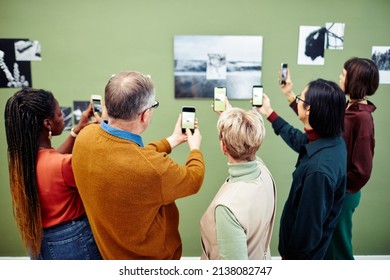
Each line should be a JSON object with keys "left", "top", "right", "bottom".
{"left": 305, "top": 79, "right": 346, "bottom": 137}
{"left": 343, "top": 57, "right": 379, "bottom": 99}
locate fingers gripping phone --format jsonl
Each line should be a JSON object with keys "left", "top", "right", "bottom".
{"left": 181, "top": 106, "right": 196, "bottom": 134}
{"left": 280, "top": 63, "right": 288, "bottom": 85}
{"left": 91, "top": 95, "right": 103, "bottom": 116}
{"left": 214, "top": 87, "right": 226, "bottom": 112}
{"left": 252, "top": 85, "right": 263, "bottom": 107}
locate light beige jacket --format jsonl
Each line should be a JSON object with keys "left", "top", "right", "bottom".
{"left": 200, "top": 160, "right": 276, "bottom": 260}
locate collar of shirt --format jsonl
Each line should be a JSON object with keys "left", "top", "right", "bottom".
{"left": 347, "top": 100, "right": 376, "bottom": 113}
{"left": 304, "top": 128, "right": 320, "bottom": 142}
{"left": 304, "top": 136, "right": 342, "bottom": 158}
{"left": 100, "top": 120, "right": 144, "bottom": 147}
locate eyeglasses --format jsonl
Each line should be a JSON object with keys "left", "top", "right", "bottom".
{"left": 150, "top": 100, "right": 159, "bottom": 109}
{"left": 295, "top": 95, "right": 310, "bottom": 105}
{"left": 139, "top": 100, "right": 159, "bottom": 115}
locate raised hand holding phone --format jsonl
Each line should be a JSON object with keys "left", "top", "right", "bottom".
{"left": 278, "top": 64, "right": 295, "bottom": 102}
{"left": 181, "top": 106, "right": 196, "bottom": 134}
{"left": 213, "top": 87, "right": 227, "bottom": 112}
{"left": 280, "top": 63, "right": 288, "bottom": 86}
{"left": 252, "top": 85, "right": 263, "bottom": 107}
{"left": 91, "top": 95, "right": 103, "bottom": 117}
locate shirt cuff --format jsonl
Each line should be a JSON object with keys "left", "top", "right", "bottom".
{"left": 267, "top": 111, "right": 279, "bottom": 123}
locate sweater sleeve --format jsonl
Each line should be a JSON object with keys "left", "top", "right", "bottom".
{"left": 272, "top": 116, "right": 308, "bottom": 153}
{"left": 158, "top": 148, "right": 205, "bottom": 204}
{"left": 347, "top": 134, "right": 374, "bottom": 193}
{"left": 290, "top": 101, "right": 298, "bottom": 115}
{"left": 62, "top": 154, "right": 76, "bottom": 187}
{"left": 145, "top": 138, "right": 172, "bottom": 154}
{"left": 215, "top": 205, "right": 248, "bottom": 260}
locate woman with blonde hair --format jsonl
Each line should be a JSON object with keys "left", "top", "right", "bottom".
{"left": 200, "top": 107, "right": 276, "bottom": 260}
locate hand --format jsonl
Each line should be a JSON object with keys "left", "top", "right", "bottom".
{"left": 73, "top": 102, "right": 98, "bottom": 134}
{"left": 167, "top": 114, "right": 188, "bottom": 149}
{"left": 279, "top": 68, "right": 295, "bottom": 102}
{"left": 253, "top": 93, "right": 274, "bottom": 118}
{"left": 211, "top": 96, "right": 233, "bottom": 116}
{"left": 187, "top": 127, "right": 202, "bottom": 150}
{"left": 93, "top": 104, "right": 108, "bottom": 123}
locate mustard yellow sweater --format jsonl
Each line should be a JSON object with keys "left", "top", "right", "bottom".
{"left": 72, "top": 124, "right": 205, "bottom": 259}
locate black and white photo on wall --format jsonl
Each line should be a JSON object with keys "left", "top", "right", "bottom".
{"left": 325, "top": 23, "right": 345, "bottom": 50}
{"left": 73, "top": 101, "right": 89, "bottom": 125}
{"left": 61, "top": 107, "right": 72, "bottom": 131}
{"left": 372, "top": 46, "right": 390, "bottom": 84}
{"left": 174, "top": 35, "right": 263, "bottom": 99}
{"left": 297, "top": 23, "right": 345, "bottom": 65}
{"left": 0, "top": 38, "right": 39, "bottom": 88}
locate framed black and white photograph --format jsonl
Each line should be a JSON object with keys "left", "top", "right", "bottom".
{"left": 298, "top": 26, "right": 325, "bottom": 65}
{"left": 0, "top": 38, "right": 32, "bottom": 88}
{"left": 372, "top": 46, "right": 390, "bottom": 84}
{"left": 174, "top": 35, "right": 263, "bottom": 99}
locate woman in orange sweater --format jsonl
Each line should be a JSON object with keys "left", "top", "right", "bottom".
{"left": 4, "top": 88, "right": 102, "bottom": 259}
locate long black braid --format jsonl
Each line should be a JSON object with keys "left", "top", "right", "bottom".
{"left": 4, "top": 88, "right": 55, "bottom": 258}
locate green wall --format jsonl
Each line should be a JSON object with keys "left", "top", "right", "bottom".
{"left": 1, "top": 0, "right": 389, "bottom": 257}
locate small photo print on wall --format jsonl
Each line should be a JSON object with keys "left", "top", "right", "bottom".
{"left": 14, "top": 40, "right": 42, "bottom": 61}
{"left": 61, "top": 107, "right": 72, "bottom": 131}
{"left": 372, "top": 46, "right": 390, "bottom": 84}
{"left": 0, "top": 38, "right": 32, "bottom": 88}
{"left": 298, "top": 26, "right": 325, "bottom": 65}
{"left": 73, "top": 101, "right": 89, "bottom": 125}
{"left": 174, "top": 35, "right": 263, "bottom": 99}
{"left": 325, "top": 23, "right": 345, "bottom": 50}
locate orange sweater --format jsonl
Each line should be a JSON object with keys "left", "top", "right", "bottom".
{"left": 72, "top": 124, "right": 205, "bottom": 259}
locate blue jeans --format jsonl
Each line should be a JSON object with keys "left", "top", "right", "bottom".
{"left": 35, "top": 215, "right": 102, "bottom": 260}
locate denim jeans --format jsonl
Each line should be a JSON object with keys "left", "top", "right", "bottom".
{"left": 35, "top": 215, "right": 102, "bottom": 260}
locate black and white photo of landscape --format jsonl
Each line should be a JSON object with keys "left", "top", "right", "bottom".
{"left": 174, "top": 35, "right": 263, "bottom": 99}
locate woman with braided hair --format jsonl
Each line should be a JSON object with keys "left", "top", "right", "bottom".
{"left": 4, "top": 88, "right": 102, "bottom": 260}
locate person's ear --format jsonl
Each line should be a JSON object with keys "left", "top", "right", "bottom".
{"left": 220, "top": 140, "right": 228, "bottom": 155}
{"left": 140, "top": 109, "right": 151, "bottom": 123}
{"left": 43, "top": 119, "right": 51, "bottom": 130}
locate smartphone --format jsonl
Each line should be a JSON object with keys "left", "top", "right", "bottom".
{"left": 181, "top": 106, "right": 196, "bottom": 134}
{"left": 213, "top": 87, "right": 227, "bottom": 112}
{"left": 91, "top": 94, "right": 103, "bottom": 116}
{"left": 252, "top": 85, "right": 263, "bottom": 107}
{"left": 280, "top": 63, "right": 288, "bottom": 85}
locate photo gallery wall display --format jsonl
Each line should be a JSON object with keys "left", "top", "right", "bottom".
{"left": 174, "top": 35, "right": 263, "bottom": 99}
{"left": 0, "top": 38, "right": 41, "bottom": 88}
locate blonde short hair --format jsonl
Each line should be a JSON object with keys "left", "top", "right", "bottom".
{"left": 217, "top": 108, "right": 265, "bottom": 161}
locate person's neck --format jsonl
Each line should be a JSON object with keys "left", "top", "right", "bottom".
{"left": 39, "top": 134, "right": 52, "bottom": 149}
{"left": 226, "top": 153, "right": 248, "bottom": 164}
{"left": 108, "top": 117, "right": 144, "bottom": 135}
{"left": 39, "top": 142, "right": 52, "bottom": 149}
{"left": 347, "top": 97, "right": 367, "bottom": 109}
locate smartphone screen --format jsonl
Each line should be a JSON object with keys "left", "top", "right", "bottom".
{"left": 91, "top": 95, "right": 102, "bottom": 116}
{"left": 181, "top": 107, "right": 196, "bottom": 134}
{"left": 252, "top": 85, "right": 263, "bottom": 107}
{"left": 280, "top": 63, "right": 288, "bottom": 85}
{"left": 214, "top": 87, "right": 226, "bottom": 112}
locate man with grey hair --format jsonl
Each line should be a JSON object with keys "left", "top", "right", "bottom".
{"left": 72, "top": 71, "right": 205, "bottom": 259}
